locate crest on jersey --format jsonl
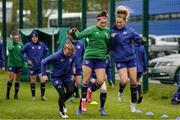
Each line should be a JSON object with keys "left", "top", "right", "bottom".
{"left": 123, "top": 31, "right": 128, "bottom": 35}
{"left": 77, "top": 45, "right": 81, "bottom": 49}
{"left": 30, "top": 71, "right": 34, "bottom": 74}
{"left": 61, "top": 59, "right": 64, "bottom": 62}
{"left": 117, "top": 63, "right": 121, "bottom": 68}
{"left": 69, "top": 58, "right": 73, "bottom": 62}
{"left": 38, "top": 46, "right": 41, "bottom": 49}
{"left": 85, "top": 60, "right": 89, "bottom": 64}
{"left": 96, "top": 32, "right": 99, "bottom": 34}
{"left": 32, "top": 46, "right": 35, "bottom": 49}
{"left": 18, "top": 45, "right": 21, "bottom": 49}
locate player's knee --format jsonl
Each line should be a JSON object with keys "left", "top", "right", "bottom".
{"left": 130, "top": 79, "right": 137, "bottom": 85}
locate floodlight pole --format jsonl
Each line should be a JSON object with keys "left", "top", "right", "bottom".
{"left": 37, "top": 0, "right": 42, "bottom": 27}
{"left": 142, "top": 0, "right": 149, "bottom": 93}
{"left": 82, "top": 0, "right": 87, "bottom": 30}
{"left": 58, "top": 0, "right": 62, "bottom": 27}
{"left": 109, "top": 0, "right": 116, "bottom": 84}
{"left": 19, "top": 0, "right": 23, "bottom": 29}
{"left": 2, "top": 0, "right": 6, "bottom": 59}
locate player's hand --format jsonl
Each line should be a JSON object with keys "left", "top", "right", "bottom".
{"left": 144, "top": 70, "right": 148, "bottom": 75}
{"left": 42, "top": 75, "right": 48, "bottom": 82}
{"left": 2, "top": 67, "right": 5, "bottom": 72}
{"left": 28, "top": 60, "right": 33, "bottom": 65}
{"left": 69, "top": 27, "right": 77, "bottom": 33}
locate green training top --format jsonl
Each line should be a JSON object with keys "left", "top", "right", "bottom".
{"left": 7, "top": 38, "right": 24, "bottom": 67}
{"left": 71, "top": 25, "right": 110, "bottom": 60}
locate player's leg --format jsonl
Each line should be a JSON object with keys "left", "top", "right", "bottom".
{"left": 74, "top": 74, "right": 82, "bottom": 98}
{"left": 79, "top": 59, "right": 93, "bottom": 112}
{"left": 117, "top": 67, "right": 128, "bottom": 102}
{"left": 29, "top": 68, "right": 36, "bottom": 100}
{"left": 99, "top": 82, "right": 107, "bottom": 116}
{"left": 87, "top": 76, "right": 96, "bottom": 103}
{"left": 128, "top": 65, "right": 138, "bottom": 112}
{"left": 39, "top": 71, "right": 47, "bottom": 100}
{"left": 137, "top": 72, "right": 143, "bottom": 103}
{"left": 64, "top": 80, "right": 75, "bottom": 102}
{"left": 14, "top": 67, "right": 22, "bottom": 99}
{"left": 6, "top": 67, "right": 15, "bottom": 100}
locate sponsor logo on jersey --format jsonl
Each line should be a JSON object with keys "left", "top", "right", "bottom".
{"left": 38, "top": 46, "right": 41, "bottom": 50}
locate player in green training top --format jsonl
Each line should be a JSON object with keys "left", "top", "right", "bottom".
{"left": 6, "top": 31, "right": 24, "bottom": 100}
{"left": 69, "top": 10, "right": 110, "bottom": 115}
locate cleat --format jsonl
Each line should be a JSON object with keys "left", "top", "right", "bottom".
{"left": 137, "top": 95, "right": 143, "bottom": 104}
{"left": 32, "top": 96, "right": 36, "bottom": 101}
{"left": 131, "top": 103, "right": 136, "bottom": 112}
{"left": 81, "top": 100, "right": 87, "bottom": 112}
{"left": 59, "top": 112, "right": 68, "bottom": 118}
{"left": 76, "top": 108, "right": 82, "bottom": 115}
{"left": 87, "top": 88, "right": 92, "bottom": 103}
{"left": 41, "top": 96, "right": 47, "bottom": 101}
{"left": 117, "top": 92, "right": 123, "bottom": 102}
{"left": 99, "top": 107, "right": 107, "bottom": 116}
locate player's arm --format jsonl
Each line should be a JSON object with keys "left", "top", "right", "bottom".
{"left": 70, "top": 27, "right": 92, "bottom": 40}
{"left": 41, "top": 53, "right": 59, "bottom": 81}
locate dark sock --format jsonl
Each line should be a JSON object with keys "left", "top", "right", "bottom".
{"left": 88, "top": 81, "right": 94, "bottom": 89}
{"left": 41, "top": 82, "right": 46, "bottom": 97}
{"left": 15, "top": 82, "right": 20, "bottom": 96}
{"left": 119, "top": 82, "right": 126, "bottom": 93}
{"left": 137, "top": 84, "right": 142, "bottom": 96}
{"left": 130, "top": 84, "right": 137, "bottom": 103}
{"left": 100, "top": 92, "right": 107, "bottom": 108}
{"left": 91, "top": 82, "right": 101, "bottom": 92}
{"left": 81, "top": 83, "right": 88, "bottom": 99}
{"left": 30, "top": 83, "right": 36, "bottom": 97}
{"left": 6, "top": 81, "right": 13, "bottom": 98}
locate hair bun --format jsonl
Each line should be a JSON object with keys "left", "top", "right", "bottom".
{"left": 96, "top": 10, "right": 108, "bottom": 18}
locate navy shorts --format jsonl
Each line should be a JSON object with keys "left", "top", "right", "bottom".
{"left": 8, "top": 67, "right": 23, "bottom": 73}
{"left": 116, "top": 59, "right": 136, "bottom": 70}
{"left": 74, "top": 68, "right": 82, "bottom": 76}
{"left": 29, "top": 68, "right": 41, "bottom": 75}
{"left": 83, "top": 59, "right": 106, "bottom": 70}
{"left": 51, "top": 76, "right": 73, "bottom": 89}
{"left": 137, "top": 72, "right": 143, "bottom": 80}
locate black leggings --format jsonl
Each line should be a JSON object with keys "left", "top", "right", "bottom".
{"left": 55, "top": 80, "right": 74, "bottom": 112}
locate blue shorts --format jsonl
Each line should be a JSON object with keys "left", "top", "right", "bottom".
{"left": 29, "top": 68, "right": 41, "bottom": 75}
{"left": 116, "top": 59, "right": 136, "bottom": 70}
{"left": 83, "top": 59, "right": 106, "bottom": 70}
{"left": 74, "top": 68, "right": 82, "bottom": 76}
{"left": 8, "top": 67, "right": 23, "bottom": 73}
{"left": 137, "top": 72, "right": 143, "bottom": 80}
{"left": 51, "top": 76, "right": 73, "bottom": 88}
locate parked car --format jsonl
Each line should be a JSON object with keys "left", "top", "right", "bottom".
{"left": 148, "top": 35, "right": 180, "bottom": 59}
{"left": 149, "top": 54, "right": 180, "bottom": 84}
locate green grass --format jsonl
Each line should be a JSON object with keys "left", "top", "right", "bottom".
{"left": 0, "top": 72, "right": 180, "bottom": 119}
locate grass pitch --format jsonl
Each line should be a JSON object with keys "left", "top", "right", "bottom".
{"left": 0, "top": 72, "right": 180, "bottom": 119}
